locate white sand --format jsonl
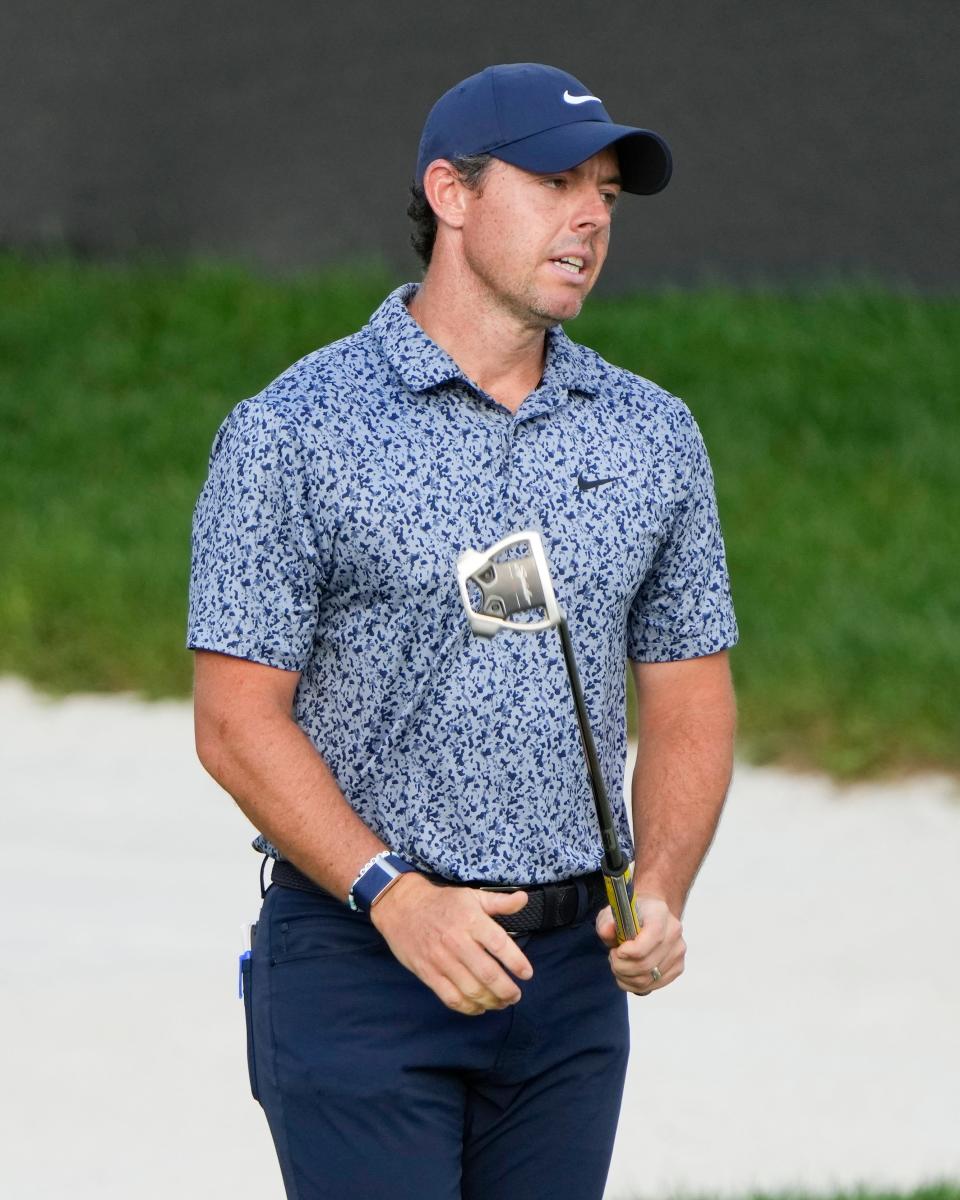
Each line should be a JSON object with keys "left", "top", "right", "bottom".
{"left": 1, "top": 676, "right": 957, "bottom": 1199}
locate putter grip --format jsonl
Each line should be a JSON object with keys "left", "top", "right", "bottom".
{"left": 604, "top": 868, "right": 642, "bottom": 943}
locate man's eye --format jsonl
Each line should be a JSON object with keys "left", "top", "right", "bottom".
{"left": 543, "top": 177, "right": 566, "bottom": 188}
{"left": 602, "top": 192, "right": 619, "bottom": 209}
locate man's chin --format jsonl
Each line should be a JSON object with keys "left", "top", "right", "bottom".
{"left": 528, "top": 288, "right": 587, "bottom": 325}
{"left": 535, "top": 300, "right": 584, "bottom": 325}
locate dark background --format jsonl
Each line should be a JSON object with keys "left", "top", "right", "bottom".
{"left": 2, "top": 0, "right": 957, "bottom": 291}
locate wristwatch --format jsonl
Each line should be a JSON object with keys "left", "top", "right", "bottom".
{"left": 348, "top": 851, "right": 419, "bottom": 913}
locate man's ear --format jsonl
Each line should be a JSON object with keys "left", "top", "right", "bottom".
{"left": 421, "top": 159, "right": 472, "bottom": 231}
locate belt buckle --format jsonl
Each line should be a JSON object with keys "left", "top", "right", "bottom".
{"left": 478, "top": 884, "right": 524, "bottom": 937}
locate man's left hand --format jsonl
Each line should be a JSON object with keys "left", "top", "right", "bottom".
{"left": 595, "top": 894, "right": 685, "bottom": 996}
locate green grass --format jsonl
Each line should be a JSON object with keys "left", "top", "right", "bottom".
{"left": 579, "top": 287, "right": 960, "bottom": 777}
{"left": 0, "top": 255, "right": 395, "bottom": 695}
{"left": 2, "top": 254, "right": 958, "bottom": 777}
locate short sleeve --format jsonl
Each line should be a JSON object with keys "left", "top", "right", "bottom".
{"left": 187, "top": 399, "right": 329, "bottom": 670}
{"left": 627, "top": 415, "right": 738, "bottom": 662}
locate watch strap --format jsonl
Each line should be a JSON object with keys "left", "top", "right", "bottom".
{"left": 348, "top": 851, "right": 418, "bottom": 913}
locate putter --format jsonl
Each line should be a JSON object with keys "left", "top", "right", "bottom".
{"left": 457, "top": 530, "right": 642, "bottom": 943}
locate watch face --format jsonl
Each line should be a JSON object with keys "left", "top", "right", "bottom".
{"left": 352, "top": 854, "right": 416, "bottom": 913}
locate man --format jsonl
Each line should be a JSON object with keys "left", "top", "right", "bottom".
{"left": 189, "top": 63, "right": 737, "bottom": 1200}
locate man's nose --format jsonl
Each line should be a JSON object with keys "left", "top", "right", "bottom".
{"left": 573, "top": 189, "right": 612, "bottom": 231}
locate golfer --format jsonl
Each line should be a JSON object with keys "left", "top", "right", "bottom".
{"left": 189, "top": 62, "right": 738, "bottom": 1200}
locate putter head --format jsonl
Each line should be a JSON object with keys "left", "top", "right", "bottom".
{"left": 457, "top": 530, "right": 564, "bottom": 638}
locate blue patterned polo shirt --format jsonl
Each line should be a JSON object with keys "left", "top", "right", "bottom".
{"left": 188, "top": 284, "right": 737, "bottom": 883}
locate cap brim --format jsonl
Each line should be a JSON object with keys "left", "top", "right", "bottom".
{"left": 491, "top": 122, "right": 672, "bottom": 195}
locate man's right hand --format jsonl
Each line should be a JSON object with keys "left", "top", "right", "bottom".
{"left": 370, "top": 874, "right": 533, "bottom": 1015}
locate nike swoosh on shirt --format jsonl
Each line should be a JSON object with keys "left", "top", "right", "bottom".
{"left": 563, "top": 90, "right": 603, "bottom": 106}
{"left": 578, "top": 474, "right": 622, "bottom": 492}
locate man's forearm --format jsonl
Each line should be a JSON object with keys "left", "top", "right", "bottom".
{"left": 195, "top": 682, "right": 385, "bottom": 901}
{"left": 630, "top": 661, "right": 736, "bottom": 915}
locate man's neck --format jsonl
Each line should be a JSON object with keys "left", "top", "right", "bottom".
{"left": 407, "top": 269, "right": 551, "bottom": 414}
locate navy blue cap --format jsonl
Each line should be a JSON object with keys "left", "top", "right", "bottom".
{"left": 415, "top": 63, "right": 672, "bottom": 196}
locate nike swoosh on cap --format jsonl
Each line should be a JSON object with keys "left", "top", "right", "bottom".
{"left": 562, "top": 90, "right": 603, "bottom": 106}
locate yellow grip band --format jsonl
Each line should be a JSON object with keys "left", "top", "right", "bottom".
{"left": 604, "top": 867, "right": 642, "bottom": 943}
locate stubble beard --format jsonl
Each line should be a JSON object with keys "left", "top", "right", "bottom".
{"left": 527, "top": 291, "right": 584, "bottom": 325}
{"left": 520, "top": 258, "right": 599, "bottom": 327}
{"left": 494, "top": 270, "right": 586, "bottom": 329}
{"left": 464, "top": 242, "right": 586, "bottom": 330}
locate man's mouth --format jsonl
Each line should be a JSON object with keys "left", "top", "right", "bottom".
{"left": 553, "top": 255, "right": 586, "bottom": 275}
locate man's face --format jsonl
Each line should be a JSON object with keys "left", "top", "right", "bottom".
{"left": 457, "top": 147, "right": 621, "bottom": 327}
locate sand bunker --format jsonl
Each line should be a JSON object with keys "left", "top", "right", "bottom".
{"left": 2, "top": 678, "right": 957, "bottom": 1199}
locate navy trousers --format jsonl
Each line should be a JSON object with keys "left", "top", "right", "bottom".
{"left": 244, "top": 880, "right": 630, "bottom": 1199}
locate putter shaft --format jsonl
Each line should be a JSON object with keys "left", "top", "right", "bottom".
{"left": 557, "top": 619, "right": 642, "bottom": 943}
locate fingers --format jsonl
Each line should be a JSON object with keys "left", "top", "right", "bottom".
{"left": 438, "top": 894, "right": 534, "bottom": 1014}
{"left": 604, "top": 895, "right": 686, "bottom": 996}
{"left": 595, "top": 906, "right": 618, "bottom": 948}
{"left": 612, "top": 935, "right": 686, "bottom": 996}
{"left": 476, "top": 890, "right": 534, "bottom": 980}
{"left": 479, "top": 887, "right": 530, "bottom": 915}
{"left": 595, "top": 905, "right": 662, "bottom": 955}
{"left": 374, "top": 880, "right": 533, "bottom": 1016}
{"left": 436, "top": 937, "right": 523, "bottom": 1012}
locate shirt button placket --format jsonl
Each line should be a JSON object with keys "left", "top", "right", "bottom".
{"left": 501, "top": 420, "right": 517, "bottom": 529}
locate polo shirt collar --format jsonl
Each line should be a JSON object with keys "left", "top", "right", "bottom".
{"left": 368, "top": 284, "right": 461, "bottom": 391}
{"left": 369, "top": 284, "right": 602, "bottom": 402}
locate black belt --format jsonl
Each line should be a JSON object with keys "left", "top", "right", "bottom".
{"left": 268, "top": 859, "right": 607, "bottom": 934}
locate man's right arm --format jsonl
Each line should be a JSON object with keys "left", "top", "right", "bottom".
{"left": 194, "top": 649, "right": 386, "bottom": 900}
{"left": 193, "top": 649, "right": 532, "bottom": 1013}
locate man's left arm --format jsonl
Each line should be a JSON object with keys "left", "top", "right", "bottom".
{"left": 597, "top": 649, "right": 736, "bottom": 995}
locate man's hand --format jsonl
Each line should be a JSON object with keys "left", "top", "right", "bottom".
{"left": 370, "top": 874, "right": 534, "bottom": 1016}
{"left": 595, "top": 893, "right": 685, "bottom": 996}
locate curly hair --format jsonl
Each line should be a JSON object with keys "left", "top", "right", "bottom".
{"left": 407, "top": 154, "right": 494, "bottom": 268}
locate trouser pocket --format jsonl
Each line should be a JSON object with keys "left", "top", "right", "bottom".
{"left": 240, "top": 951, "right": 260, "bottom": 1103}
